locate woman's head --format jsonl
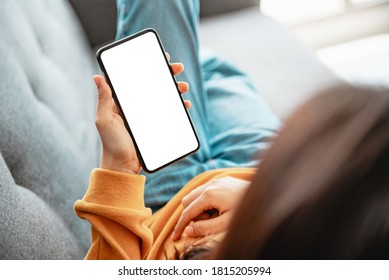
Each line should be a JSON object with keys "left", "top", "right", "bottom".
{"left": 218, "top": 85, "right": 389, "bottom": 259}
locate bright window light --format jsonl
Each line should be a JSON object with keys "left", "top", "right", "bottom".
{"left": 350, "top": 0, "right": 389, "bottom": 7}
{"left": 261, "top": 0, "right": 345, "bottom": 25}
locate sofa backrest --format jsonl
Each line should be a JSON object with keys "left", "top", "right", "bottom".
{"left": 200, "top": 0, "right": 259, "bottom": 17}
{"left": 69, "top": 0, "right": 117, "bottom": 48}
{"left": 0, "top": 0, "right": 100, "bottom": 259}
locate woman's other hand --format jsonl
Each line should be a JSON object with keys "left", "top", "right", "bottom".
{"left": 172, "top": 176, "right": 250, "bottom": 241}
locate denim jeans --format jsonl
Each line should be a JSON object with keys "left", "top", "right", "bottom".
{"left": 116, "top": 0, "right": 280, "bottom": 211}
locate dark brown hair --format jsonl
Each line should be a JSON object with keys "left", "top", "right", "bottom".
{"left": 216, "top": 85, "right": 389, "bottom": 259}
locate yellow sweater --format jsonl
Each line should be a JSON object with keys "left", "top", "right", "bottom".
{"left": 74, "top": 167, "right": 255, "bottom": 260}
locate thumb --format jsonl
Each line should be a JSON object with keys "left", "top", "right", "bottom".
{"left": 93, "top": 75, "right": 112, "bottom": 118}
{"left": 184, "top": 213, "right": 231, "bottom": 237}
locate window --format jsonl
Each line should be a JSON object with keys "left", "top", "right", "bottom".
{"left": 261, "top": 0, "right": 389, "bottom": 26}
{"left": 261, "top": 0, "right": 389, "bottom": 87}
{"left": 350, "top": 0, "right": 389, "bottom": 7}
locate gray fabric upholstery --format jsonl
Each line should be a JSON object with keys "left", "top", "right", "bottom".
{"left": 0, "top": 0, "right": 100, "bottom": 259}
{"left": 69, "top": 0, "right": 117, "bottom": 48}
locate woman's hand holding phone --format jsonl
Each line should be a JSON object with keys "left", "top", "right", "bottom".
{"left": 93, "top": 53, "right": 190, "bottom": 174}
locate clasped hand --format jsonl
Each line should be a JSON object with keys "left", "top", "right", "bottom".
{"left": 172, "top": 176, "right": 250, "bottom": 241}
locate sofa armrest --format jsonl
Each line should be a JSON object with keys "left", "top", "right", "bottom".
{"left": 68, "top": 0, "right": 117, "bottom": 48}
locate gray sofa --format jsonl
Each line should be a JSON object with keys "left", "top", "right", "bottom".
{"left": 0, "top": 0, "right": 102, "bottom": 259}
{"left": 0, "top": 0, "right": 340, "bottom": 259}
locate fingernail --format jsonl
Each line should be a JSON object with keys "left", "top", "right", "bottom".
{"left": 184, "top": 226, "right": 194, "bottom": 236}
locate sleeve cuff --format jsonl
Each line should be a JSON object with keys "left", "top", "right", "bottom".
{"left": 83, "top": 168, "right": 147, "bottom": 210}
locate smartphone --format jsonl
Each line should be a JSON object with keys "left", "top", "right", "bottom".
{"left": 96, "top": 29, "right": 200, "bottom": 173}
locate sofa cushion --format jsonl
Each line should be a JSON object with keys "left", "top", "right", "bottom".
{"left": 199, "top": 7, "right": 343, "bottom": 118}
{"left": 0, "top": 0, "right": 100, "bottom": 259}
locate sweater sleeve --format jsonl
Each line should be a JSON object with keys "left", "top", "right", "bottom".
{"left": 74, "top": 168, "right": 153, "bottom": 260}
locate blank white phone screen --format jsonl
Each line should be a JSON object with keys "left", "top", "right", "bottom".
{"left": 100, "top": 31, "right": 199, "bottom": 172}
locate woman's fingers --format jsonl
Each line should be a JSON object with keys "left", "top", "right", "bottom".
{"left": 177, "top": 81, "right": 191, "bottom": 109}
{"left": 172, "top": 183, "right": 212, "bottom": 240}
{"left": 185, "top": 212, "right": 232, "bottom": 237}
{"left": 184, "top": 100, "right": 191, "bottom": 109}
{"left": 181, "top": 184, "right": 208, "bottom": 208}
{"left": 166, "top": 53, "right": 185, "bottom": 76}
{"left": 165, "top": 52, "right": 188, "bottom": 103}
{"left": 165, "top": 51, "right": 183, "bottom": 76}
{"left": 93, "top": 75, "right": 112, "bottom": 121}
{"left": 172, "top": 192, "right": 214, "bottom": 241}
{"left": 170, "top": 63, "right": 184, "bottom": 76}
{"left": 177, "top": 81, "right": 189, "bottom": 93}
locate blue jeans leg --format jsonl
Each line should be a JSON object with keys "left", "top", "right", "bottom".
{"left": 201, "top": 48, "right": 281, "bottom": 168}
